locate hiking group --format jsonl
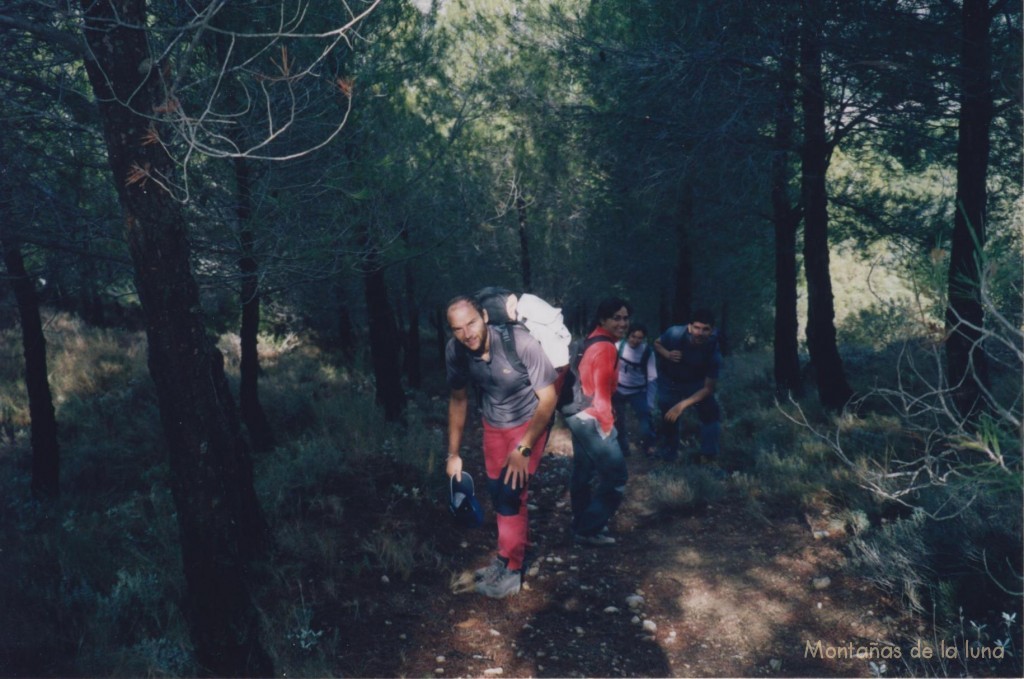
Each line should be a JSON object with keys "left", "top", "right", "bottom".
{"left": 444, "top": 288, "right": 724, "bottom": 599}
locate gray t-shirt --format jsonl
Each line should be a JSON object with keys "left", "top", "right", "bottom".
{"left": 446, "top": 324, "right": 557, "bottom": 428}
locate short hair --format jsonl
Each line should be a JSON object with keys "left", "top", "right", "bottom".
{"left": 474, "top": 286, "right": 514, "bottom": 324}
{"left": 627, "top": 321, "right": 648, "bottom": 337}
{"left": 446, "top": 294, "right": 484, "bottom": 318}
{"left": 691, "top": 307, "right": 715, "bottom": 326}
{"left": 595, "top": 297, "right": 632, "bottom": 325}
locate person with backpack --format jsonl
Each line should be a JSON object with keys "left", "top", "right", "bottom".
{"left": 444, "top": 294, "right": 558, "bottom": 598}
{"left": 652, "top": 307, "right": 723, "bottom": 465}
{"left": 613, "top": 322, "right": 658, "bottom": 458}
{"left": 562, "top": 297, "right": 631, "bottom": 547}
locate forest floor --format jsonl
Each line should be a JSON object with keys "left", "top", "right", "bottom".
{"left": 316, "top": 424, "right": 927, "bottom": 679}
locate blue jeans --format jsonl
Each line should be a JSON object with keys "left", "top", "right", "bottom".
{"left": 612, "top": 390, "right": 655, "bottom": 456}
{"left": 566, "top": 415, "right": 628, "bottom": 537}
{"left": 655, "top": 381, "right": 721, "bottom": 462}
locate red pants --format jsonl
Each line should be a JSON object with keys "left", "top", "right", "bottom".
{"left": 482, "top": 419, "right": 549, "bottom": 571}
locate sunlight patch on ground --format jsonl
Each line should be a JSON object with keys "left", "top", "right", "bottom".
{"left": 675, "top": 581, "right": 793, "bottom": 650}
{"left": 670, "top": 547, "right": 704, "bottom": 567}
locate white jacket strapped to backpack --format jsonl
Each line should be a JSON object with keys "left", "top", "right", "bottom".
{"left": 515, "top": 293, "right": 572, "bottom": 370}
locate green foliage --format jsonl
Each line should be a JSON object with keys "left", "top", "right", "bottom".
{"left": 626, "top": 463, "right": 726, "bottom": 519}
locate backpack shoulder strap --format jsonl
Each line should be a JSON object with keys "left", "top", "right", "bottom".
{"left": 581, "top": 334, "right": 618, "bottom": 369}
{"left": 496, "top": 322, "right": 527, "bottom": 376}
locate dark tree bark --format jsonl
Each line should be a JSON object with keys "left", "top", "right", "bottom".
{"left": 336, "top": 280, "right": 357, "bottom": 362}
{"left": 772, "top": 12, "right": 803, "bottom": 398}
{"left": 0, "top": 186, "right": 60, "bottom": 498}
{"left": 401, "top": 228, "right": 421, "bottom": 389}
{"left": 77, "top": 2, "right": 273, "bottom": 675}
{"left": 67, "top": 168, "right": 107, "bottom": 326}
{"left": 669, "top": 194, "right": 694, "bottom": 326}
{"left": 235, "top": 155, "right": 275, "bottom": 452}
{"left": 717, "top": 301, "right": 731, "bottom": 356}
{"left": 799, "top": 1, "right": 853, "bottom": 410}
{"left": 515, "top": 191, "right": 532, "bottom": 292}
{"left": 434, "top": 305, "right": 447, "bottom": 372}
{"left": 362, "top": 244, "right": 406, "bottom": 421}
{"left": 945, "top": 0, "right": 994, "bottom": 418}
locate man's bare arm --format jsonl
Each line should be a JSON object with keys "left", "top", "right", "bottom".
{"left": 447, "top": 387, "right": 469, "bottom": 479}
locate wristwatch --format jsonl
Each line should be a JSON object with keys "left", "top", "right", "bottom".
{"left": 516, "top": 444, "right": 532, "bottom": 458}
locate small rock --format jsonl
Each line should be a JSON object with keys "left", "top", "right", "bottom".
{"left": 812, "top": 530, "right": 828, "bottom": 540}
{"left": 575, "top": 626, "right": 584, "bottom": 635}
{"left": 460, "top": 541, "right": 468, "bottom": 548}
{"left": 631, "top": 615, "right": 641, "bottom": 624}
{"left": 626, "top": 594, "right": 645, "bottom": 609}
{"left": 522, "top": 581, "right": 531, "bottom": 591}
{"left": 489, "top": 629, "right": 501, "bottom": 636}
{"left": 642, "top": 620, "right": 657, "bottom": 633}
{"left": 436, "top": 656, "right": 446, "bottom": 663}
{"left": 769, "top": 658, "right": 782, "bottom": 671}
{"left": 483, "top": 668, "right": 503, "bottom": 676}
{"left": 527, "top": 563, "right": 540, "bottom": 577}
{"left": 812, "top": 576, "right": 831, "bottom": 590}
{"left": 381, "top": 575, "right": 390, "bottom": 584}
{"left": 527, "top": 503, "right": 539, "bottom": 511}
{"left": 434, "top": 669, "right": 443, "bottom": 675}
{"left": 604, "top": 606, "right": 620, "bottom": 614}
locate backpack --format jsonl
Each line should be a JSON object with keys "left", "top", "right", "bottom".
{"left": 474, "top": 287, "right": 572, "bottom": 372}
{"left": 617, "top": 340, "right": 653, "bottom": 385}
{"left": 557, "top": 335, "right": 617, "bottom": 416}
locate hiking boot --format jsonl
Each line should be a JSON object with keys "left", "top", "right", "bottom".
{"left": 474, "top": 564, "right": 522, "bottom": 599}
{"left": 474, "top": 557, "right": 506, "bottom": 582}
{"left": 574, "top": 531, "right": 616, "bottom": 547}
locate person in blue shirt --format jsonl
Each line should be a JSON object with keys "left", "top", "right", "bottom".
{"left": 652, "top": 308, "right": 723, "bottom": 464}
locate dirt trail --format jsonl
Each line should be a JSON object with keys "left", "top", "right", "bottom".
{"left": 325, "top": 431, "right": 912, "bottom": 678}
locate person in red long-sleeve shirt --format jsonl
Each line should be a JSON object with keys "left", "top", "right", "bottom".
{"left": 565, "top": 297, "right": 631, "bottom": 546}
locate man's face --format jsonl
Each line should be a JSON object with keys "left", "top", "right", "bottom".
{"left": 599, "top": 306, "right": 630, "bottom": 340}
{"left": 688, "top": 321, "right": 713, "bottom": 345}
{"left": 627, "top": 330, "right": 646, "bottom": 348}
{"left": 448, "top": 301, "right": 489, "bottom": 354}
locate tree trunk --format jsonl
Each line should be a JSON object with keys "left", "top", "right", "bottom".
{"left": 799, "top": 1, "right": 853, "bottom": 410}
{"left": 235, "top": 156, "right": 275, "bottom": 452}
{"left": 362, "top": 244, "right": 406, "bottom": 421}
{"left": 772, "top": 12, "right": 803, "bottom": 398}
{"left": 0, "top": 207, "right": 60, "bottom": 499}
{"left": 401, "top": 228, "right": 421, "bottom": 389}
{"left": 78, "top": 2, "right": 273, "bottom": 675}
{"left": 335, "top": 280, "right": 357, "bottom": 362}
{"left": 515, "top": 192, "right": 532, "bottom": 292}
{"left": 434, "top": 305, "right": 447, "bottom": 373}
{"left": 945, "top": 0, "right": 993, "bottom": 419}
{"left": 68, "top": 169, "right": 107, "bottom": 326}
{"left": 670, "top": 195, "right": 694, "bottom": 326}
